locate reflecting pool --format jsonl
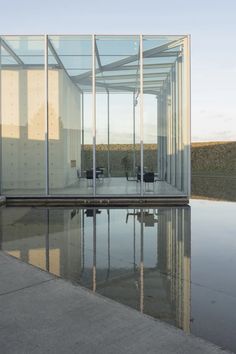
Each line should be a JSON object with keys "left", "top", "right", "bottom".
{"left": 1, "top": 200, "right": 236, "bottom": 352}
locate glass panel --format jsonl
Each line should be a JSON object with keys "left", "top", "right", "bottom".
{"left": 143, "top": 36, "right": 187, "bottom": 196}
{"left": 95, "top": 35, "right": 141, "bottom": 195}
{"left": 0, "top": 34, "right": 189, "bottom": 199}
{"left": 48, "top": 35, "right": 93, "bottom": 195}
{"left": 1, "top": 35, "right": 45, "bottom": 194}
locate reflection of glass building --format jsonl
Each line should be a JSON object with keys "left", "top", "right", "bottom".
{"left": 0, "top": 206, "right": 191, "bottom": 332}
{"left": 0, "top": 35, "right": 190, "bottom": 200}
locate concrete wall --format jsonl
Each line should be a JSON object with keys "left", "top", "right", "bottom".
{"left": 191, "top": 141, "right": 236, "bottom": 176}
{"left": 49, "top": 70, "right": 81, "bottom": 190}
{"left": 1, "top": 68, "right": 81, "bottom": 192}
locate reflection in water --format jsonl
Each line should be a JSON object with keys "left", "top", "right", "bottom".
{"left": 0, "top": 206, "right": 191, "bottom": 332}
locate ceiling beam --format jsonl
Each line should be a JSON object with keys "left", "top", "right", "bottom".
{"left": 1, "top": 38, "right": 24, "bottom": 65}
{"left": 48, "top": 39, "right": 65, "bottom": 70}
{"left": 80, "top": 78, "right": 163, "bottom": 90}
{"left": 95, "top": 40, "right": 109, "bottom": 94}
{"left": 105, "top": 63, "right": 173, "bottom": 71}
{"left": 95, "top": 73, "right": 168, "bottom": 81}
{"left": 48, "top": 39, "right": 83, "bottom": 93}
{"left": 72, "top": 38, "right": 183, "bottom": 83}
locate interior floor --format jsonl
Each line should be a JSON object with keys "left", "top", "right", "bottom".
{"left": 4, "top": 178, "right": 185, "bottom": 197}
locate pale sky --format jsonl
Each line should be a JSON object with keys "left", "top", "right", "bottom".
{"left": 0, "top": 0, "right": 236, "bottom": 142}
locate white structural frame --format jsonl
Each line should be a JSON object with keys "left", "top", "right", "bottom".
{"left": 0, "top": 34, "right": 191, "bottom": 199}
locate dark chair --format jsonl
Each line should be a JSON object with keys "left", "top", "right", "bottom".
{"left": 86, "top": 168, "right": 104, "bottom": 186}
{"left": 143, "top": 172, "right": 155, "bottom": 191}
{"left": 85, "top": 209, "right": 101, "bottom": 217}
{"left": 96, "top": 167, "right": 104, "bottom": 181}
{"left": 136, "top": 166, "right": 148, "bottom": 182}
{"left": 86, "top": 169, "right": 93, "bottom": 179}
{"left": 136, "top": 165, "right": 141, "bottom": 181}
{"left": 86, "top": 169, "right": 93, "bottom": 186}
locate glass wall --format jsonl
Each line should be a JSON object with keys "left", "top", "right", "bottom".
{"left": 95, "top": 35, "right": 141, "bottom": 195}
{"left": 48, "top": 35, "right": 93, "bottom": 195}
{"left": 0, "top": 35, "right": 190, "bottom": 199}
{"left": 143, "top": 36, "right": 190, "bottom": 196}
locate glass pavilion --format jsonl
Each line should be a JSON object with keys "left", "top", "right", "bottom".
{"left": 0, "top": 35, "right": 191, "bottom": 201}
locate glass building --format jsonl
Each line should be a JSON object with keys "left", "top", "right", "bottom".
{"left": 0, "top": 35, "right": 191, "bottom": 201}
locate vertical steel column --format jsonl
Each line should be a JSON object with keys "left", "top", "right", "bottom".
{"left": 171, "top": 75, "right": 173, "bottom": 185}
{"left": 177, "top": 56, "right": 183, "bottom": 191}
{"left": 163, "top": 87, "right": 167, "bottom": 181}
{"left": 156, "top": 96, "right": 158, "bottom": 176}
{"left": 44, "top": 35, "right": 49, "bottom": 196}
{"left": 171, "top": 66, "right": 176, "bottom": 187}
{"left": 92, "top": 35, "right": 96, "bottom": 196}
{"left": 166, "top": 85, "right": 169, "bottom": 181}
{"left": 162, "top": 91, "right": 165, "bottom": 180}
{"left": 186, "top": 36, "right": 191, "bottom": 198}
{"left": 165, "top": 86, "right": 168, "bottom": 182}
{"left": 81, "top": 92, "right": 84, "bottom": 175}
{"left": 140, "top": 35, "right": 144, "bottom": 196}
{"left": 133, "top": 208, "right": 136, "bottom": 272}
{"left": 133, "top": 92, "right": 136, "bottom": 176}
{"left": 174, "top": 66, "right": 178, "bottom": 188}
{"left": 182, "top": 37, "right": 191, "bottom": 197}
{"left": 158, "top": 91, "right": 162, "bottom": 179}
{"left": 167, "top": 76, "right": 171, "bottom": 184}
{"left": 0, "top": 37, "right": 2, "bottom": 195}
{"left": 107, "top": 92, "right": 110, "bottom": 177}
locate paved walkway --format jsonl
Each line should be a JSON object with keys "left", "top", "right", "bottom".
{"left": 0, "top": 251, "right": 232, "bottom": 354}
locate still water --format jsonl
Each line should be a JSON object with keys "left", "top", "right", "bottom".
{"left": 1, "top": 185, "right": 236, "bottom": 352}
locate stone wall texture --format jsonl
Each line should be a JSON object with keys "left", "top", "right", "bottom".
{"left": 83, "top": 141, "right": 236, "bottom": 177}
{"left": 191, "top": 141, "right": 236, "bottom": 176}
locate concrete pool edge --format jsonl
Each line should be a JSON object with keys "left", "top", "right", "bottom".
{"left": 0, "top": 251, "right": 232, "bottom": 354}
{"left": 5, "top": 195, "right": 189, "bottom": 207}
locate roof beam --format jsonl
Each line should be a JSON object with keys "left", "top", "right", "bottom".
{"left": 96, "top": 81, "right": 164, "bottom": 88}
{"left": 71, "top": 38, "right": 183, "bottom": 83}
{"left": 105, "top": 63, "right": 173, "bottom": 71}
{"left": 1, "top": 64, "right": 70, "bottom": 70}
{"left": 96, "top": 73, "right": 168, "bottom": 81}
{"left": 146, "top": 51, "right": 179, "bottom": 58}
{"left": 95, "top": 40, "right": 109, "bottom": 94}
{"left": 98, "top": 39, "right": 180, "bottom": 72}
{"left": 81, "top": 78, "right": 163, "bottom": 91}
{"left": 48, "top": 38, "right": 83, "bottom": 93}
{"left": 48, "top": 39, "right": 65, "bottom": 70}
{"left": 1, "top": 38, "right": 24, "bottom": 65}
